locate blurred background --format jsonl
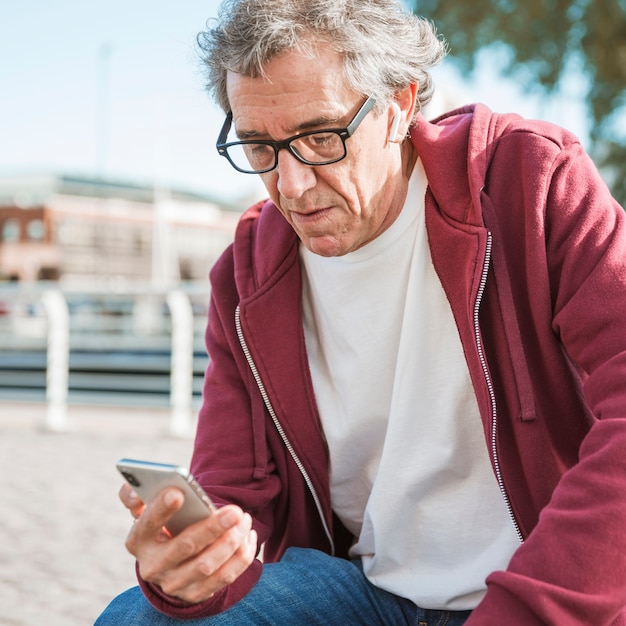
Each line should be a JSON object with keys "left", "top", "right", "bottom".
{"left": 1, "top": 0, "right": 622, "bottom": 409}
{"left": 0, "top": 0, "right": 623, "bottom": 624}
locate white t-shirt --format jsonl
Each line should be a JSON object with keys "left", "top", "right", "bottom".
{"left": 300, "top": 161, "right": 520, "bottom": 610}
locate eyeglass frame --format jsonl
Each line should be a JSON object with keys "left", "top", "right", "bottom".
{"left": 215, "top": 95, "right": 377, "bottom": 174}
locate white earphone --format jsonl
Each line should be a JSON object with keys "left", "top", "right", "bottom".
{"left": 388, "top": 101, "right": 402, "bottom": 143}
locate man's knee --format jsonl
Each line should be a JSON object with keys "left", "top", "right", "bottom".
{"left": 94, "top": 586, "right": 150, "bottom": 626}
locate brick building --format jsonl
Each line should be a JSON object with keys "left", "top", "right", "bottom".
{"left": 0, "top": 173, "right": 243, "bottom": 284}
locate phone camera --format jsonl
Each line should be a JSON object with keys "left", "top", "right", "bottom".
{"left": 121, "top": 471, "right": 141, "bottom": 488}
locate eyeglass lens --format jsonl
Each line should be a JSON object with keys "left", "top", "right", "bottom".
{"left": 227, "top": 131, "right": 346, "bottom": 173}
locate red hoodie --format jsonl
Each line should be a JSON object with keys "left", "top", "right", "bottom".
{"left": 141, "top": 104, "right": 626, "bottom": 625}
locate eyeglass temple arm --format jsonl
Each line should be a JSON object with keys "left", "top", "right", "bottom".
{"left": 216, "top": 112, "right": 234, "bottom": 148}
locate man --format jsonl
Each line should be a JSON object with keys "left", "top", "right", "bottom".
{"left": 96, "top": 0, "right": 626, "bottom": 624}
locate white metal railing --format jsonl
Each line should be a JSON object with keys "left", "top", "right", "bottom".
{"left": 40, "top": 289, "right": 70, "bottom": 431}
{"left": 0, "top": 282, "right": 206, "bottom": 436}
{"left": 166, "top": 289, "right": 195, "bottom": 437}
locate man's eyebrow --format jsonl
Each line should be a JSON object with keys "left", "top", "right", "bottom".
{"left": 291, "top": 114, "right": 341, "bottom": 133}
{"left": 235, "top": 113, "right": 342, "bottom": 140}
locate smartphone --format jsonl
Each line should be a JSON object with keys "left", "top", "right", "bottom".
{"left": 116, "top": 458, "right": 216, "bottom": 536}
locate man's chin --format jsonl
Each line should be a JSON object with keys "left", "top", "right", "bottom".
{"left": 301, "top": 234, "right": 353, "bottom": 258}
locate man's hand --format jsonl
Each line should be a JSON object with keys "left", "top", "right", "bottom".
{"left": 119, "top": 482, "right": 258, "bottom": 604}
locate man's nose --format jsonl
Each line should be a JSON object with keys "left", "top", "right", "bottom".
{"left": 276, "top": 149, "right": 317, "bottom": 200}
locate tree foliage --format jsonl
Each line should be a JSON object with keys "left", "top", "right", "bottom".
{"left": 415, "top": 0, "right": 626, "bottom": 206}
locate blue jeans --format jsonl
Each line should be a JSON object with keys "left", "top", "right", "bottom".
{"left": 95, "top": 547, "right": 472, "bottom": 625}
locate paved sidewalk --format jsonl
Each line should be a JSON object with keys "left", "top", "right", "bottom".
{"left": 0, "top": 401, "right": 196, "bottom": 626}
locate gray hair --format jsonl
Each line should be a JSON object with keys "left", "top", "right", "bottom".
{"left": 197, "top": 0, "right": 447, "bottom": 118}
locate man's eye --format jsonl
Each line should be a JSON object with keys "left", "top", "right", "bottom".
{"left": 248, "top": 143, "right": 273, "bottom": 156}
{"left": 309, "top": 132, "right": 335, "bottom": 147}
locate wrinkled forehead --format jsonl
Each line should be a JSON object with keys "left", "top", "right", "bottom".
{"left": 225, "top": 42, "right": 351, "bottom": 105}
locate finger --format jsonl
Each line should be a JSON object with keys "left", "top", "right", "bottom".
{"left": 119, "top": 483, "right": 145, "bottom": 518}
{"left": 180, "top": 508, "right": 252, "bottom": 566}
{"left": 139, "top": 507, "right": 249, "bottom": 593}
{"left": 125, "top": 488, "right": 185, "bottom": 569}
{"left": 130, "top": 488, "right": 184, "bottom": 543}
{"left": 202, "top": 511, "right": 254, "bottom": 573}
{"left": 209, "top": 528, "right": 257, "bottom": 588}
{"left": 153, "top": 505, "right": 247, "bottom": 567}
{"left": 137, "top": 488, "right": 185, "bottom": 535}
{"left": 179, "top": 529, "right": 258, "bottom": 604}
{"left": 159, "top": 520, "right": 258, "bottom": 604}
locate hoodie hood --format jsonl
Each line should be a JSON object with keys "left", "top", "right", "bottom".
{"left": 412, "top": 103, "right": 525, "bottom": 229}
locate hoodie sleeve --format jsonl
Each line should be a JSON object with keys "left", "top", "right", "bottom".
{"left": 468, "top": 129, "right": 626, "bottom": 625}
{"left": 137, "top": 240, "right": 282, "bottom": 618}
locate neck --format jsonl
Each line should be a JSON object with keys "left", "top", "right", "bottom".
{"left": 402, "top": 140, "right": 419, "bottom": 180}
{"left": 375, "top": 141, "right": 418, "bottom": 239}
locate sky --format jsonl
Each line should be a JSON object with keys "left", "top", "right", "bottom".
{"left": 0, "top": 0, "right": 590, "bottom": 205}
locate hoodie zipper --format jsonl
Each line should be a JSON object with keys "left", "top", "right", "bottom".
{"left": 235, "top": 305, "right": 335, "bottom": 555}
{"left": 475, "top": 233, "right": 524, "bottom": 544}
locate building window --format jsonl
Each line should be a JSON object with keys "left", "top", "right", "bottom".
{"left": 2, "top": 219, "right": 20, "bottom": 242}
{"left": 26, "top": 219, "right": 45, "bottom": 241}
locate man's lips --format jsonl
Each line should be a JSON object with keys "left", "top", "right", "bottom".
{"left": 290, "top": 207, "right": 333, "bottom": 223}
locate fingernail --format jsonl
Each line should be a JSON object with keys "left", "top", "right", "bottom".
{"left": 164, "top": 490, "right": 179, "bottom": 507}
{"left": 240, "top": 513, "right": 252, "bottom": 530}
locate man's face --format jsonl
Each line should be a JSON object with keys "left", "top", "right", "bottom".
{"left": 226, "top": 47, "right": 408, "bottom": 257}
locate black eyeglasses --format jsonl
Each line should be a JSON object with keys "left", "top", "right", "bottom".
{"left": 216, "top": 96, "right": 376, "bottom": 174}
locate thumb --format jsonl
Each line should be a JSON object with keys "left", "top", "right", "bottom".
{"left": 139, "top": 488, "right": 184, "bottom": 536}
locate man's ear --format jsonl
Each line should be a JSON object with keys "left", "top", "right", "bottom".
{"left": 388, "top": 84, "right": 419, "bottom": 142}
